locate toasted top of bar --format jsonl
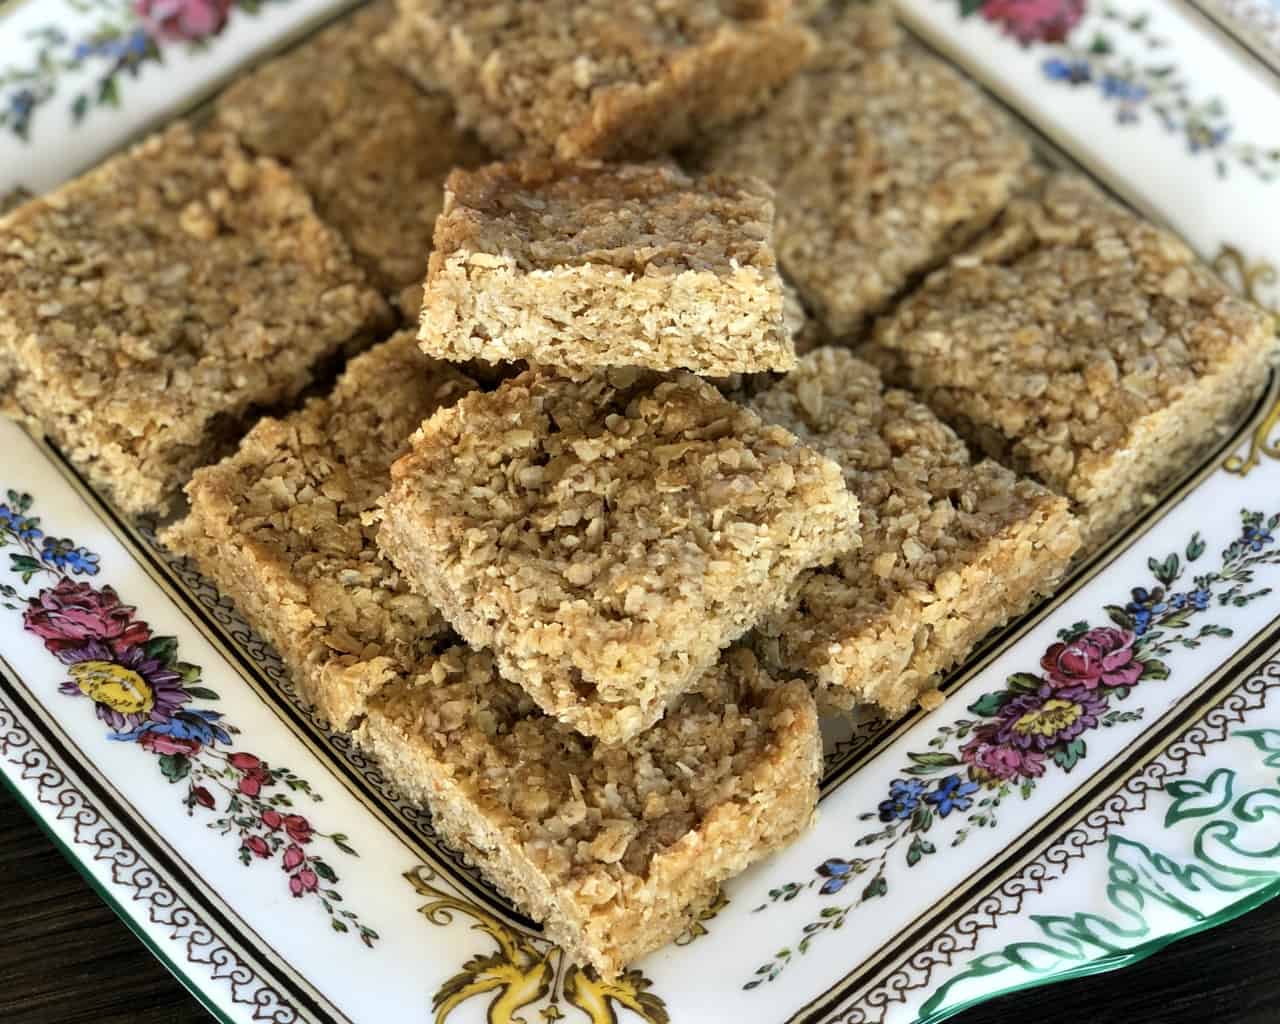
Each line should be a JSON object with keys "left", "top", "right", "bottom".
{"left": 697, "top": 3, "right": 1028, "bottom": 335}
{"left": 216, "top": 1, "right": 490, "bottom": 291}
{"left": 871, "top": 174, "right": 1277, "bottom": 494}
{"left": 757, "top": 349, "right": 1014, "bottom": 590}
{"left": 433, "top": 161, "right": 775, "bottom": 276}
{"left": 804, "top": 0, "right": 903, "bottom": 65}
{"left": 367, "top": 643, "right": 818, "bottom": 885}
{"left": 397, "top": 0, "right": 814, "bottom": 157}
{"left": 753, "top": 347, "right": 1071, "bottom": 595}
{"left": 179, "top": 331, "right": 475, "bottom": 674}
{"left": 214, "top": 1, "right": 397, "bottom": 159}
{"left": 756, "top": 348, "right": 970, "bottom": 506}
{"left": 0, "top": 122, "right": 386, "bottom": 461}
{"left": 381, "top": 368, "right": 858, "bottom": 704}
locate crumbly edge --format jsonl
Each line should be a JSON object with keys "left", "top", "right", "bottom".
{"left": 384, "top": 4, "right": 816, "bottom": 159}
{"left": 378, "top": 369, "right": 859, "bottom": 743}
{"left": 3, "top": 300, "right": 384, "bottom": 518}
{"left": 357, "top": 673, "right": 820, "bottom": 976}
{"left": 1066, "top": 336, "right": 1275, "bottom": 551}
{"left": 554, "top": 20, "right": 820, "bottom": 160}
{"left": 867, "top": 174, "right": 1278, "bottom": 552}
{"left": 750, "top": 348, "right": 1080, "bottom": 713}
{"left": 164, "top": 503, "right": 394, "bottom": 729}
{"left": 420, "top": 253, "right": 793, "bottom": 373}
{"left": 761, "top": 470, "right": 1078, "bottom": 714}
{"left": 694, "top": 5, "right": 1027, "bottom": 338}
{"left": 709, "top": 283, "right": 826, "bottom": 399}
{"left": 2, "top": 383, "right": 250, "bottom": 518}
{"left": 0, "top": 123, "right": 390, "bottom": 517}
{"left": 162, "top": 333, "right": 475, "bottom": 727}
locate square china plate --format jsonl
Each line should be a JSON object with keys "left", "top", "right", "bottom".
{"left": 1, "top": 2, "right": 1279, "bottom": 1022}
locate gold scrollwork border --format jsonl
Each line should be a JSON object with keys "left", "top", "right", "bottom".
{"left": 1215, "top": 245, "right": 1280, "bottom": 477}
{"left": 406, "top": 866, "right": 671, "bottom": 1024}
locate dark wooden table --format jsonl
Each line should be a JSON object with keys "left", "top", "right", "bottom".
{"left": 2, "top": 784, "right": 1277, "bottom": 1024}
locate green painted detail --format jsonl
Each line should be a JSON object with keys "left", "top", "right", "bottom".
{"left": 1238, "top": 728, "right": 1280, "bottom": 769}
{"left": 1163, "top": 767, "right": 1235, "bottom": 825}
{"left": 920, "top": 729, "right": 1280, "bottom": 1020}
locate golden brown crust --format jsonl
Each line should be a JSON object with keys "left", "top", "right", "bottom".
{"left": 0, "top": 123, "right": 390, "bottom": 516}
{"left": 379, "top": 0, "right": 817, "bottom": 159}
{"left": 378, "top": 367, "right": 860, "bottom": 742}
{"left": 752, "top": 348, "right": 1080, "bottom": 713}
{"left": 695, "top": 2, "right": 1029, "bottom": 337}
{"left": 215, "top": 0, "right": 490, "bottom": 292}
{"left": 868, "top": 173, "right": 1278, "bottom": 548}
{"left": 214, "top": 1, "right": 398, "bottom": 159}
{"left": 357, "top": 644, "right": 821, "bottom": 977}
{"left": 163, "top": 332, "right": 476, "bottom": 728}
{"left": 420, "top": 160, "right": 793, "bottom": 373}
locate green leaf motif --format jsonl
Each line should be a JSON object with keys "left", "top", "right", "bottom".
{"left": 1105, "top": 604, "right": 1136, "bottom": 630}
{"left": 1006, "top": 673, "right": 1044, "bottom": 694}
{"left": 907, "top": 751, "right": 963, "bottom": 769}
{"left": 968, "top": 691, "right": 1012, "bottom": 718}
{"left": 1236, "top": 729, "right": 1280, "bottom": 769}
{"left": 1088, "top": 31, "right": 1113, "bottom": 55}
{"left": 313, "top": 859, "right": 338, "bottom": 884}
{"left": 158, "top": 753, "right": 190, "bottom": 783}
{"left": 1139, "top": 659, "right": 1170, "bottom": 681}
{"left": 97, "top": 76, "right": 119, "bottom": 108}
{"left": 175, "top": 662, "right": 203, "bottom": 684}
{"left": 144, "top": 635, "right": 179, "bottom": 666}
{"left": 1148, "top": 554, "right": 1180, "bottom": 586}
{"left": 185, "top": 686, "right": 220, "bottom": 701}
{"left": 906, "top": 836, "right": 938, "bottom": 867}
{"left": 9, "top": 553, "right": 42, "bottom": 578}
{"left": 958, "top": 0, "right": 984, "bottom": 16}
{"left": 861, "top": 875, "right": 887, "bottom": 901}
{"left": 1186, "top": 532, "right": 1206, "bottom": 561}
{"left": 1056, "top": 622, "right": 1089, "bottom": 642}
{"left": 1164, "top": 768, "right": 1236, "bottom": 826}
{"left": 1051, "top": 738, "right": 1087, "bottom": 773}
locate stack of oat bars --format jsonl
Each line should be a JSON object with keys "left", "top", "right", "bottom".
{"left": 1, "top": 0, "right": 1274, "bottom": 979}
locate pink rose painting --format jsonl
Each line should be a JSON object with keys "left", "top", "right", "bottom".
{"left": 961, "top": 729, "right": 1047, "bottom": 783}
{"left": 979, "top": 0, "right": 1087, "bottom": 45}
{"left": 25, "top": 579, "right": 151, "bottom": 658}
{"left": 1041, "top": 626, "right": 1144, "bottom": 690}
{"left": 134, "top": 0, "right": 235, "bottom": 42}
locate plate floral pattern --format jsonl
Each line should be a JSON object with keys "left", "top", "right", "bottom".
{"left": 749, "top": 512, "right": 1280, "bottom": 989}
{"left": 1, "top": 2, "right": 1279, "bottom": 1024}
{"left": 953, "top": 0, "right": 1280, "bottom": 180}
{"left": 1, "top": 0, "right": 294, "bottom": 141}
{"left": 1, "top": 490, "right": 378, "bottom": 945}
